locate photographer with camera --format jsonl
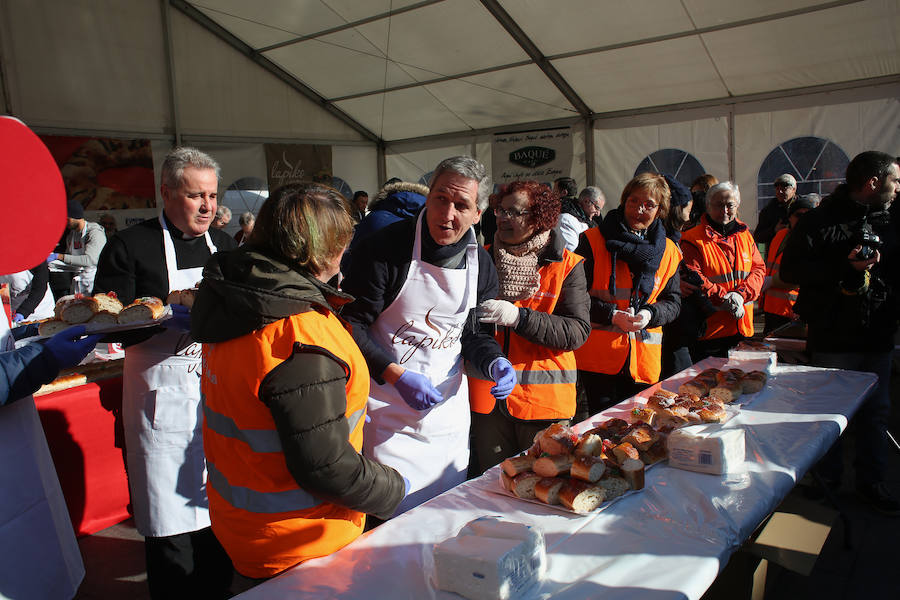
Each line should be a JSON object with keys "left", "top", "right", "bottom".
{"left": 781, "top": 151, "right": 900, "bottom": 515}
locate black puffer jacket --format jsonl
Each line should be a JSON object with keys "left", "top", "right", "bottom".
{"left": 780, "top": 184, "right": 899, "bottom": 353}
{"left": 192, "top": 247, "right": 404, "bottom": 519}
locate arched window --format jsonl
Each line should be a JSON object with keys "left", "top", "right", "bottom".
{"left": 634, "top": 149, "right": 706, "bottom": 188}
{"left": 221, "top": 177, "right": 268, "bottom": 235}
{"left": 756, "top": 136, "right": 850, "bottom": 213}
{"left": 331, "top": 176, "right": 353, "bottom": 199}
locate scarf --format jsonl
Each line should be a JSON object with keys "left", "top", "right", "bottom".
{"left": 493, "top": 229, "right": 551, "bottom": 301}
{"left": 599, "top": 207, "right": 667, "bottom": 306}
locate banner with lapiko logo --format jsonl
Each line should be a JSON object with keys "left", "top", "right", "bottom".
{"left": 264, "top": 143, "right": 333, "bottom": 192}
{"left": 491, "top": 127, "right": 573, "bottom": 186}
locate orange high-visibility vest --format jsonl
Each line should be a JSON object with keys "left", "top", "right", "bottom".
{"left": 468, "top": 249, "right": 583, "bottom": 420}
{"left": 762, "top": 227, "right": 798, "bottom": 317}
{"left": 201, "top": 311, "right": 369, "bottom": 579}
{"left": 682, "top": 223, "right": 756, "bottom": 340}
{"left": 574, "top": 228, "right": 681, "bottom": 384}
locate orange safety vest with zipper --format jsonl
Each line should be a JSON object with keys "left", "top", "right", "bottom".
{"left": 681, "top": 223, "right": 756, "bottom": 340}
{"left": 201, "top": 312, "right": 369, "bottom": 579}
{"left": 574, "top": 228, "right": 681, "bottom": 384}
{"left": 468, "top": 249, "right": 583, "bottom": 420}
{"left": 762, "top": 227, "right": 798, "bottom": 317}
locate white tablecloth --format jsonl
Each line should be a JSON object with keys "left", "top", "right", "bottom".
{"left": 236, "top": 358, "right": 876, "bottom": 600}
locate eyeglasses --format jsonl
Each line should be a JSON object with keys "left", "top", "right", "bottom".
{"left": 625, "top": 197, "right": 659, "bottom": 212}
{"left": 493, "top": 207, "right": 530, "bottom": 220}
{"left": 710, "top": 202, "right": 738, "bottom": 211}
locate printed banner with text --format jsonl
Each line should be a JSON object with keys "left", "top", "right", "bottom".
{"left": 491, "top": 128, "right": 573, "bottom": 187}
{"left": 264, "top": 143, "right": 333, "bottom": 192}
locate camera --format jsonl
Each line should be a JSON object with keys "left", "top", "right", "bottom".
{"left": 854, "top": 222, "right": 882, "bottom": 261}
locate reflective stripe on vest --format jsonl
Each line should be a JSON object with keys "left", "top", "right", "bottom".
{"left": 468, "top": 249, "right": 582, "bottom": 420}
{"left": 574, "top": 228, "right": 681, "bottom": 384}
{"left": 681, "top": 221, "right": 757, "bottom": 340}
{"left": 207, "top": 461, "right": 322, "bottom": 514}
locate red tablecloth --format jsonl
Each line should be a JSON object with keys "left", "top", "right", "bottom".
{"left": 34, "top": 376, "right": 131, "bottom": 537}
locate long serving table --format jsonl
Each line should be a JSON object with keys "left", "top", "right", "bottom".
{"left": 236, "top": 357, "right": 876, "bottom": 600}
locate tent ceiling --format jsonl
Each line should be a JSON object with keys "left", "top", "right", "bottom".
{"left": 183, "top": 0, "right": 900, "bottom": 142}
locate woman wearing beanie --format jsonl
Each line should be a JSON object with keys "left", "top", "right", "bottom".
{"left": 574, "top": 173, "right": 682, "bottom": 415}
{"left": 468, "top": 180, "right": 590, "bottom": 474}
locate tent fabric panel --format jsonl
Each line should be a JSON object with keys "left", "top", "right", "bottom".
{"left": 499, "top": 0, "right": 695, "bottom": 57}
{"left": 333, "top": 144, "right": 379, "bottom": 201}
{"left": 170, "top": 9, "right": 365, "bottom": 142}
{"left": 3, "top": 0, "right": 171, "bottom": 132}
{"left": 733, "top": 97, "right": 900, "bottom": 225}
{"left": 705, "top": 0, "right": 900, "bottom": 96}
{"left": 683, "top": 0, "right": 832, "bottom": 28}
{"left": 335, "top": 87, "right": 472, "bottom": 141}
{"left": 554, "top": 36, "right": 728, "bottom": 114}
{"left": 593, "top": 116, "right": 730, "bottom": 219}
{"left": 385, "top": 141, "right": 474, "bottom": 185}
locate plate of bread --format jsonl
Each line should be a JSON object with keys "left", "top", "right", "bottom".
{"left": 495, "top": 421, "right": 665, "bottom": 514}
{"left": 34, "top": 292, "right": 173, "bottom": 337}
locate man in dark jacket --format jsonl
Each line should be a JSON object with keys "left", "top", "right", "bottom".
{"left": 754, "top": 173, "right": 797, "bottom": 247}
{"left": 781, "top": 150, "right": 900, "bottom": 515}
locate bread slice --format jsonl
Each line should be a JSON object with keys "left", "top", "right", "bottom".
{"left": 612, "top": 442, "right": 640, "bottom": 464}
{"left": 570, "top": 456, "right": 606, "bottom": 483}
{"left": 534, "top": 477, "right": 566, "bottom": 505}
{"left": 93, "top": 292, "right": 123, "bottom": 314}
{"left": 741, "top": 370, "right": 767, "bottom": 393}
{"left": 559, "top": 480, "right": 606, "bottom": 513}
{"left": 509, "top": 472, "right": 543, "bottom": 500}
{"left": 621, "top": 458, "right": 645, "bottom": 490}
{"left": 39, "top": 319, "right": 70, "bottom": 337}
{"left": 622, "top": 424, "right": 658, "bottom": 451}
{"left": 597, "top": 476, "right": 630, "bottom": 500}
{"left": 574, "top": 433, "right": 603, "bottom": 457}
{"left": 57, "top": 295, "right": 99, "bottom": 324}
{"left": 502, "top": 456, "right": 536, "bottom": 478}
{"left": 118, "top": 297, "right": 165, "bottom": 324}
{"left": 533, "top": 454, "right": 574, "bottom": 478}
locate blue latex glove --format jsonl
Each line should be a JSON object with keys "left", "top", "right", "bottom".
{"left": 394, "top": 369, "right": 443, "bottom": 410}
{"left": 165, "top": 303, "right": 191, "bottom": 332}
{"left": 42, "top": 325, "right": 104, "bottom": 369}
{"left": 402, "top": 476, "right": 411, "bottom": 497}
{"left": 489, "top": 358, "right": 517, "bottom": 401}
{"left": 46, "top": 252, "right": 59, "bottom": 263}
{"left": 13, "top": 313, "right": 25, "bottom": 324}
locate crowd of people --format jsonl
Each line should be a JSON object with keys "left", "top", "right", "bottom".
{"left": 3, "top": 142, "right": 898, "bottom": 598}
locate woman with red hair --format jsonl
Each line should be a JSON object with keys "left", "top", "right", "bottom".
{"left": 468, "top": 180, "right": 590, "bottom": 473}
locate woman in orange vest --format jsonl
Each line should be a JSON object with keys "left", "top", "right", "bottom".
{"left": 574, "top": 173, "right": 682, "bottom": 416}
{"left": 191, "top": 183, "right": 406, "bottom": 587}
{"left": 762, "top": 194, "right": 817, "bottom": 334}
{"left": 681, "top": 182, "right": 766, "bottom": 360}
{"left": 469, "top": 180, "right": 590, "bottom": 474}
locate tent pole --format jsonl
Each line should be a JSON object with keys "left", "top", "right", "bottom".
{"left": 377, "top": 141, "right": 387, "bottom": 187}
{"left": 161, "top": 0, "right": 182, "bottom": 147}
{"left": 727, "top": 106, "right": 735, "bottom": 182}
{"left": 584, "top": 117, "right": 595, "bottom": 187}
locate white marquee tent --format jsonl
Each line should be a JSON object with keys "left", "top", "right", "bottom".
{"left": 1, "top": 0, "right": 898, "bottom": 230}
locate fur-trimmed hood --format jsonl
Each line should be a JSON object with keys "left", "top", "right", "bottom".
{"left": 368, "top": 181, "right": 429, "bottom": 212}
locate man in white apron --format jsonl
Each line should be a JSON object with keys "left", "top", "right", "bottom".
{"left": 93, "top": 147, "right": 236, "bottom": 599}
{"left": 47, "top": 198, "right": 107, "bottom": 295}
{"left": 342, "top": 157, "right": 517, "bottom": 516}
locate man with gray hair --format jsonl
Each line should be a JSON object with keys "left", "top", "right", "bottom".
{"left": 94, "top": 146, "right": 236, "bottom": 598}
{"left": 342, "top": 156, "right": 514, "bottom": 516}
{"left": 559, "top": 186, "right": 605, "bottom": 251}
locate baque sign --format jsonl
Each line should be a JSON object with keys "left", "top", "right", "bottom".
{"left": 492, "top": 128, "right": 573, "bottom": 186}
{"left": 509, "top": 146, "right": 556, "bottom": 169}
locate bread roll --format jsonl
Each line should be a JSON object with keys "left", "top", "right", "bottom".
{"left": 537, "top": 423, "right": 577, "bottom": 456}
{"left": 533, "top": 454, "right": 574, "bottom": 478}
{"left": 88, "top": 311, "right": 118, "bottom": 326}
{"left": 570, "top": 456, "right": 606, "bottom": 483}
{"left": 710, "top": 379, "right": 742, "bottom": 403}
{"left": 620, "top": 459, "right": 645, "bottom": 490}
{"left": 534, "top": 477, "right": 566, "bottom": 505}
{"left": 501, "top": 455, "right": 536, "bottom": 478}
{"left": 678, "top": 380, "right": 708, "bottom": 397}
{"left": 166, "top": 288, "right": 197, "bottom": 309}
{"left": 654, "top": 410, "right": 689, "bottom": 429}
{"left": 509, "top": 472, "right": 542, "bottom": 499}
{"left": 697, "top": 403, "right": 728, "bottom": 423}
{"left": 93, "top": 292, "right": 123, "bottom": 314}
{"left": 718, "top": 368, "right": 745, "bottom": 384}
{"left": 647, "top": 393, "right": 677, "bottom": 412}
{"left": 741, "top": 370, "right": 767, "bottom": 393}
{"left": 574, "top": 433, "right": 603, "bottom": 457}
{"left": 500, "top": 470, "right": 514, "bottom": 492}
{"left": 118, "top": 297, "right": 166, "bottom": 324}
{"left": 612, "top": 442, "right": 640, "bottom": 464}
{"left": 630, "top": 407, "right": 656, "bottom": 426}
{"left": 559, "top": 480, "right": 606, "bottom": 513}
{"left": 622, "top": 424, "right": 657, "bottom": 451}
{"left": 57, "top": 294, "right": 99, "bottom": 324}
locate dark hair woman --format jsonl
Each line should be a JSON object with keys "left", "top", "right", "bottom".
{"left": 574, "top": 173, "right": 682, "bottom": 415}
{"left": 191, "top": 183, "right": 406, "bottom": 583}
{"left": 469, "top": 180, "right": 590, "bottom": 474}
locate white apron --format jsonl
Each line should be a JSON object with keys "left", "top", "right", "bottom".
{"left": 0, "top": 269, "right": 55, "bottom": 320}
{"left": 0, "top": 299, "right": 84, "bottom": 598}
{"left": 121, "top": 214, "right": 216, "bottom": 537}
{"left": 68, "top": 225, "right": 96, "bottom": 295}
{"left": 363, "top": 211, "right": 479, "bottom": 515}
